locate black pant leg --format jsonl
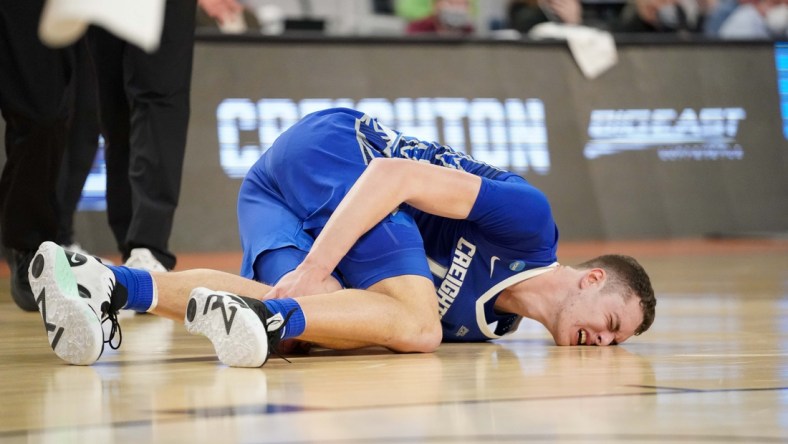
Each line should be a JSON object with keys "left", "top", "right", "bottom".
{"left": 56, "top": 38, "right": 101, "bottom": 245}
{"left": 0, "top": 0, "right": 73, "bottom": 251}
{"left": 87, "top": 27, "right": 134, "bottom": 256}
{"left": 123, "top": 0, "right": 196, "bottom": 269}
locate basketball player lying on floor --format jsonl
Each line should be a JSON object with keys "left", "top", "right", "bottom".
{"left": 29, "top": 108, "right": 656, "bottom": 368}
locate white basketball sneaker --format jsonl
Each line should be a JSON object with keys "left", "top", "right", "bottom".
{"left": 185, "top": 288, "right": 285, "bottom": 368}
{"left": 60, "top": 242, "right": 114, "bottom": 266}
{"left": 124, "top": 248, "right": 167, "bottom": 272}
{"left": 29, "top": 241, "right": 119, "bottom": 365}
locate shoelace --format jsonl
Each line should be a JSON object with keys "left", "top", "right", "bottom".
{"left": 103, "top": 309, "right": 123, "bottom": 351}
{"left": 261, "top": 307, "right": 300, "bottom": 364}
{"left": 99, "top": 280, "right": 123, "bottom": 356}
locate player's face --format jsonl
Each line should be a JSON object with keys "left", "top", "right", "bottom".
{"left": 552, "top": 287, "right": 643, "bottom": 347}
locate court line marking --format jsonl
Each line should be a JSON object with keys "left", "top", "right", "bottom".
{"left": 630, "top": 385, "right": 788, "bottom": 394}
{"left": 674, "top": 353, "right": 788, "bottom": 358}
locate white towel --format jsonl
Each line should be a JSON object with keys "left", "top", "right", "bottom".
{"left": 529, "top": 23, "right": 618, "bottom": 80}
{"left": 38, "top": 0, "right": 166, "bottom": 53}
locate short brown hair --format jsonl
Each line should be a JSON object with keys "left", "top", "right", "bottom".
{"left": 577, "top": 255, "right": 656, "bottom": 336}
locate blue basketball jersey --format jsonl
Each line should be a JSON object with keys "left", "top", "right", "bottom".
{"left": 239, "top": 108, "right": 559, "bottom": 342}
{"left": 390, "top": 139, "right": 559, "bottom": 342}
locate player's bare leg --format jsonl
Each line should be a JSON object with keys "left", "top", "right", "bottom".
{"left": 30, "top": 242, "right": 442, "bottom": 367}
{"left": 149, "top": 269, "right": 271, "bottom": 320}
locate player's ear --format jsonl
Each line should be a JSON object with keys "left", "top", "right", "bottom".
{"left": 580, "top": 268, "right": 606, "bottom": 288}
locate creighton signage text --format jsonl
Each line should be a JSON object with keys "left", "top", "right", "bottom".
{"left": 216, "top": 97, "right": 551, "bottom": 178}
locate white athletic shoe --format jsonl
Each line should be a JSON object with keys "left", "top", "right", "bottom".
{"left": 125, "top": 248, "right": 167, "bottom": 272}
{"left": 29, "top": 241, "right": 118, "bottom": 365}
{"left": 184, "top": 288, "right": 274, "bottom": 368}
{"left": 61, "top": 243, "right": 114, "bottom": 266}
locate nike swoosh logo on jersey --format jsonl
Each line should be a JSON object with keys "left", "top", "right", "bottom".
{"left": 490, "top": 256, "right": 500, "bottom": 278}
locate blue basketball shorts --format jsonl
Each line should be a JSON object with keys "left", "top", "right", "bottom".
{"left": 237, "top": 108, "right": 431, "bottom": 289}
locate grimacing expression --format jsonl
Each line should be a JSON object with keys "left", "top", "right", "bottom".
{"left": 553, "top": 286, "right": 644, "bottom": 347}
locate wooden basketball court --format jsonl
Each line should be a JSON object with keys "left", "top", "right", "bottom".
{"left": 0, "top": 239, "right": 786, "bottom": 442}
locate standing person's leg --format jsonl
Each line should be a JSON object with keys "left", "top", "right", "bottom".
{"left": 56, "top": 37, "right": 101, "bottom": 248}
{"left": 123, "top": 0, "right": 196, "bottom": 270}
{"left": 87, "top": 27, "right": 133, "bottom": 259}
{"left": 0, "top": 0, "right": 73, "bottom": 310}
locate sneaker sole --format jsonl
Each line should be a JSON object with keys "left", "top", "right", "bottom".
{"left": 185, "top": 288, "right": 268, "bottom": 368}
{"left": 29, "top": 242, "right": 103, "bottom": 365}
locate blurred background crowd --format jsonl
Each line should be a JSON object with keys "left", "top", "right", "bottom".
{"left": 195, "top": 0, "right": 788, "bottom": 40}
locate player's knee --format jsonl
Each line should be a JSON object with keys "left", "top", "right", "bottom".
{"left": 390, "top": 320, "right": 442, "bottom": 353}
{"left": 417, "top": 323, "right": 443, "bottom": 352}
{"left": 319, "top": 276, "right": 343, "bottom": 294}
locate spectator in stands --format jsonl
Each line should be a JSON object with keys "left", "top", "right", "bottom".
{"left": 404, "top": 0, "right": 475, "bottom": 35}
{"left": 508, "top": 0, "right": 582, "bottom": 32}
{"left": 373, "top": 0, "right": 397, "bottom": 15}
{"left": 703, "top": 0, "right": 740, "bottom": 35}
{"left": 507, "top": 0, "right": 629, "bottom": 33}
{"left": 396, "top": 0, "right": 441, "bottom": 22}
{"left": 612, "top": 0, "right": 710, "bottom": 33}
{"left": 199, "top": 0, "right": 244, "bottom": 24}
{"left": 716, "top": 0, "right": 787, "bottom": 39}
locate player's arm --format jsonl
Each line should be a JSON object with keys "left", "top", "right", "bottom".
{"left": 264, "top": 157, "right": 481, "bottom": 298}
{"left": 313, "top": 157, "right": 482, "bottom": 266}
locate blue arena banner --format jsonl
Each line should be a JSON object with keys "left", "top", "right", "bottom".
{"left": 776, "top": 43, "right": 788, "bottom": 140}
